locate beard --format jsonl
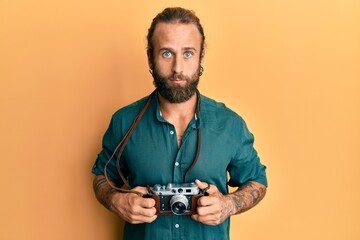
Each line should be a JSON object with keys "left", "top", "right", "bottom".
{"left": 152, "top": 65, "right": 201, "bottom": 103}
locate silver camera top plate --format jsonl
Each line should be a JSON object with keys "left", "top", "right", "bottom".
{"left": 151, "top": 182, "right": 200, "bottom": 195}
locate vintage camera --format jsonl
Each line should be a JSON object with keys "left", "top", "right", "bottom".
{"left": 145, "top": 182, "right": 205, "bottom": 215}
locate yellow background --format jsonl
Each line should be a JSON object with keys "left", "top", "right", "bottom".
{"left": 1, "top": 0, "right": 359, "bottom": 239}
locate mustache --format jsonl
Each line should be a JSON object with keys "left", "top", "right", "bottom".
{"left": 168, "top": 73, "right": 187, "bottom": 81}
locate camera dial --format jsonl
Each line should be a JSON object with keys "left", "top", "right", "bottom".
{"left": 154, "top": 184, "right": 161, "bottom": 191}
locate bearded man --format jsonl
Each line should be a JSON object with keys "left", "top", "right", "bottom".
{"left": 92, "top": 7, "right": 267, "bottom": 240}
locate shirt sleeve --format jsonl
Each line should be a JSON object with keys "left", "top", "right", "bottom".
{"left": 91, "top": 116, "right": 126, "bottom": 187}
{"left": 227, "top": 118, "right": 268, "bottom": 187}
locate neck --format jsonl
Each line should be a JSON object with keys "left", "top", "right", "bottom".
{"left": 157, "top": 92, "right": 197, "bottom": 119}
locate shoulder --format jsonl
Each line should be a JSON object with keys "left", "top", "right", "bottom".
{"left": 200, "top": 95, "right": 255, "bottom": 148}
{"left": 201, "top": 95, "right": 246, "bottom": 126}
{"left": 112, "top": 96, "right": 149, "bottom": 121}
{"left": 107, "top": 95, "right": 151, "bottom": 135}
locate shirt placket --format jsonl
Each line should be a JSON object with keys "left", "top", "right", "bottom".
{"left": 171, "top": 124, "right": 182, "bottom": 183}
{"left": 172, "top": 121, "right": 197, "bottom": 183}
{"left": 172, "top": 215, "right": 182, "bottom": 240}
{"left": 166, "top": 121, "right": 196, "bottom": 239}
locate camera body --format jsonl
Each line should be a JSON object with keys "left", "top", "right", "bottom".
{"left": 145, "top": 182, "right": 205, "bottom": 215}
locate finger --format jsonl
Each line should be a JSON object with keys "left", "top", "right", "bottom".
{"left": 195, "top": 179, "right": 208, "bottom": 190}
{"left": 197, "top": 195, "right": 220, "bottom": 207}
{"left": 138, "top": 197, "right": 156, "bottom": 208}
{"left": 192, "top": 212, "right": 219, "bottom": 226}
{"left": 191, "top": 214, "right": 200, "bottom": 222}
{"left": 137, "top": 206, "right": 157, "bottom": 217}
{"left": 131, "top": 195, "right": 156, "bottom": 209}
{"left": 196, "top": 204, "right": 221, "bottom": 216}
{"left": 141, "top": 215, "right": 158, "bottom": 223}
{"left": 127, "top": 202, "right": 157, "bottom": 218}
{"left": 127, "top": 212, "right": 158, "bottom": 224}
{"left": 195, "top": 179, "right": 218, "bottom": 195}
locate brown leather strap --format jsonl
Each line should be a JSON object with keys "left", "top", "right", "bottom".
{"left": 183, "top": 90, "right": 202, "bottom": 183}
{"left": 183, "top": 128, "right": 201, "bottom": 183}
{"left": 115, "top": 91, "right": 154, "bottom": 188}
{"left": 104, "top": 91, "right": 154, "bottom": 192}
{"left": 105, "top": 89, "right": 202, "bottom": 192}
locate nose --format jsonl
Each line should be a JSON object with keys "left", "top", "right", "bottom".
{"left": 172, "top": 54, "right": 183, "bottom": 74}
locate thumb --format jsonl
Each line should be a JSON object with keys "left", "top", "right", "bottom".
{"left": 195, "top": 179, "right": 218, "bottom": 195}
{"left": 195, "top": 179, "right": 209, "bottom": 190}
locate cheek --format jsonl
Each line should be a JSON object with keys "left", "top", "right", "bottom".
{"left": 154, "top": 59, "right": 172, "bottom": 73}
{"left": 185, "top": 61, "right": 200, "bottom": 74}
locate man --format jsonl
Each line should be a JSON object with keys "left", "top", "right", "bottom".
{"left": 92, "top": 7, "right": 267, "bottom": 240}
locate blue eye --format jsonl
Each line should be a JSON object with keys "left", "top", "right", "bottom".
{"left": 184, "top": 51, "right": 193, "bottom": 58}
{"left": 162, "top": 51, "right": 172, "bottom": 58}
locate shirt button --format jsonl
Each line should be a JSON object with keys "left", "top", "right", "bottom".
{"left": 170, "top": 130, "right": 174, "bottom": 135}
{"left": 175, "top": 162, "right": 179, "bottom": 167}
{"left": 175, "top": 223, "right": 180, "bottom": 228}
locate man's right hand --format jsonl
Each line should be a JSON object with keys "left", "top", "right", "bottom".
{"left": 109, "top": 186, "right": 158, "bottom": 224}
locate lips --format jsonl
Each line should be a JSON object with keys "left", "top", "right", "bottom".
{"left": 169, "top": 79, "right": 186, "bottom": 86}
{"left": 170, "top": 75, "right": 185, "bottom": 80}
{"left": 169, "top": 73, "right": 185, "bottom": 81}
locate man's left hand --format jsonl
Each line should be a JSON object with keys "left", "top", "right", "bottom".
{"left": 192, "top": 179, "right": 232, "bottom": 226}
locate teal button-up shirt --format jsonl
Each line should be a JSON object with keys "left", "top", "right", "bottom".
{"left": 92, "top": 90, "right": 267, "bottom": 240}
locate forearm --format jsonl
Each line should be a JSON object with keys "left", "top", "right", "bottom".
{"left": 93, "top": 175, "right": 118, "bottom": 211}
{"left": 93, "top": 175, "right": 158, "bottom": 224}
{"left": 225, "top": 181, "right": 267, "bottom": 216}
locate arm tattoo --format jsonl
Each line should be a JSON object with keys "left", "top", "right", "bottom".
{"left": 93, "top": 177, "right": 107, "bottom": 192}
{"left": 93, "top": 176, "right": 117, "bottom": 210}
{"left": 228, "top": 181, "right": 266, "bottom": 215}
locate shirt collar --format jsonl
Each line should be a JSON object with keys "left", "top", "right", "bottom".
{"left": 153, "top": 89, "right": 202, "bottom": 129}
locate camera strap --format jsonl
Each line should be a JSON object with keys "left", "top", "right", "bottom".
{"left": 104, "top": 89, "right": 202, "bottom": 195}
{"left": 104, "top": 91, "right": 155, "bottom": 195}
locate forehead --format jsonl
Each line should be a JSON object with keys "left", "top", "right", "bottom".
{"left": 151, "top": 22, "right": 202, "bottom": 50}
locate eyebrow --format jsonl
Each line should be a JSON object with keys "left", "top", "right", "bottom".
{"left": 159, "top": 47, "right": 197, "bottom": 52}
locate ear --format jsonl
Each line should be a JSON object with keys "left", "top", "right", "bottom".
{"left": 200, "top": 48, "right": 205, "bottom": 65}
{"left": 147, "top": 49, "right": 153, "bottom": 70}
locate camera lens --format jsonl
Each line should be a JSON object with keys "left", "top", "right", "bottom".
{"left": 170, "top": 195, "right": 189, "bottom": 215}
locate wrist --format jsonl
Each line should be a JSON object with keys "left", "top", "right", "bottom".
{"left": 223, "top": 194, "right": 237, "bottom": 217}
{"left": 106, "top": 188, "right": 119, "bottom": 212}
